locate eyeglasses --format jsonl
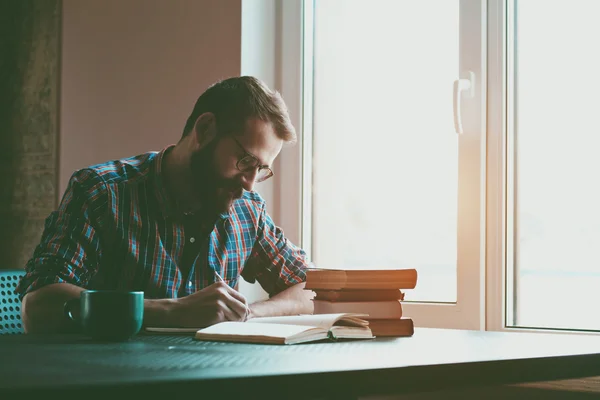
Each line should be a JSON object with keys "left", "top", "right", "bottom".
{"left": 232, "top": 137, "right": 274, "bottom": 183}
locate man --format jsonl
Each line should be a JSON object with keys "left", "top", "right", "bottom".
{"left": 16, "top": 76, "right": 314, "bottom": 333}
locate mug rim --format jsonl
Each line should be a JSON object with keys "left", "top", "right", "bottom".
{"left": 82, "top": 290, "right": 144, "bottom": 295}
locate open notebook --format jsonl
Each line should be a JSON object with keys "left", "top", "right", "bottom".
{"left": 146, "top": 313, "right": 374, "bottom": 345}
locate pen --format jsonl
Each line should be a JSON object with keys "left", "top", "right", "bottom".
{"left": 213, "top": 269, "right": 250, "bottom": 320}
{"left": 213, "top": 269, "right": 225, "bottom": 283}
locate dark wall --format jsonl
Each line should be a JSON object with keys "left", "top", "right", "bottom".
{"left": 0, "top": 0, "right": 60, "bottom": 270}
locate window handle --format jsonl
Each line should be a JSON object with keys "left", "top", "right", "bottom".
{"left": 453, "top": 71, "right": 475, "bottom": 134}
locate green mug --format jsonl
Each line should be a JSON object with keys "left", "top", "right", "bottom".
{"left": 64, "top": 290, "right": 144, "bottom": 341}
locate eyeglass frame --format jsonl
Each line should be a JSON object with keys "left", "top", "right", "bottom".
{"left": 231, "top": 137, "right": 274, "bottom": 183}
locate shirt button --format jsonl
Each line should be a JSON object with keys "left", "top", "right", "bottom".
{"left": 189, "top": 237, "right": 195, "bottom": 243}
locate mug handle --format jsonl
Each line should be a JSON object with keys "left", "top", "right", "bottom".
{"left": 63, "top": 298, "right": 80, "bottom": 323}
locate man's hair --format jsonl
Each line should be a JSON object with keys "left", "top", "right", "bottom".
{"left": 182, "top": 76, "right": 296, "bottom": 143}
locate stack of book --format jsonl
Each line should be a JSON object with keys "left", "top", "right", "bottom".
{"left": 304, "top": 267, "right": 418, "bottom": 337}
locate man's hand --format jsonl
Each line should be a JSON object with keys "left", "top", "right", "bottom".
{"left": 247, "top": 282, "right": 314, "bottom": 319}
{"left": 170, "top": 281, "right": 250, "bottom": 328}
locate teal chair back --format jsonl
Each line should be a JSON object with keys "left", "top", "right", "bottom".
{"left": 0, "top": 270, "right": 25, "bottom": 334}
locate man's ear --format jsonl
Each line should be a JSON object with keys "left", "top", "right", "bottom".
{"left": 192, "top": 112, "right": 217, "bottom": 150}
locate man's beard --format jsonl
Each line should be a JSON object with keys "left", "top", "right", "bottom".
{"left": 189, "top": 140, "right": 244, "bottom": 215}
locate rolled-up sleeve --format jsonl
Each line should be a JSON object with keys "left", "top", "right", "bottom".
{"left": 242, "top": 203, "right": 308, "bottom": 296}
{"left": 15, "top": 169, "right": 107, "bottom": 300}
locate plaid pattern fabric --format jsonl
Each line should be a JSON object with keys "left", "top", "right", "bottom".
{"left": 15, "top": 147, "right": 308, "bottom": 300}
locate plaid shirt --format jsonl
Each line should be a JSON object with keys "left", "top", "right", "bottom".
{"left": 16, "top": 147, "right": 308, "bottom": 301}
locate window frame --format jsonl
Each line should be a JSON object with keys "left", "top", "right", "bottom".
{"left": 485, "top": 0, "right": 508, "bottom": 332}
{"left": 276, "top": 0, "right": 488, "bottom": 330}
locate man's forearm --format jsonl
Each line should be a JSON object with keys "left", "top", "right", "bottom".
{"left": 21, "top": 282, "right": 84, "bottom": 334}
{"left": 248, "top": 282, "right": 315, "bottom": 319}
{"left": 22, "top": 283, "right": 179, "bottom": 333}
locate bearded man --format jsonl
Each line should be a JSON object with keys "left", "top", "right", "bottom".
{"left": 17, "top": 76, "right": 313, "bottom": 333}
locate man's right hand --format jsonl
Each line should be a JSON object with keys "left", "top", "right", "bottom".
{"left": 169, "top": 281, "right": 250, "bottom": 328}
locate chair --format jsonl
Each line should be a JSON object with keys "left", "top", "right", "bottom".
{"left": 0, "top": 270, "right": 25, "bottom": 334}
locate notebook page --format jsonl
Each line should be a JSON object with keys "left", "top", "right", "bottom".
{"left": 247, "top": 313, "right": 355, "bottom": 329}
{"left": 197, "top": 321, "right": 321, "bottom": 338}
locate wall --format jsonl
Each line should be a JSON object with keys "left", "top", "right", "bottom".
{"left": 0, "top": 0, "right": 60, "bottom": 271}
{"left": 60, "top": 0, "right": 241, "bottom": 194}
{"left": 60, "top": 0, "right": 280, "bottom": 302}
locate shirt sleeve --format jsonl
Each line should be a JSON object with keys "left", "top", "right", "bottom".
{"left": 15, "top": 168, "right": 107, "bottom": 301}
{"left": 241, "top": 203, "right": 308, "bottom": 296}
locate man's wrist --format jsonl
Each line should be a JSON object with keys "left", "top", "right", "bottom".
{"left": 247, "top": 299, "right": 279, "bottom": 319}
{"left": 143, "top": 298, "right": 179, "bottom": 327}
{"left": 247, "top": 303, "right": 259, "bottom": 320}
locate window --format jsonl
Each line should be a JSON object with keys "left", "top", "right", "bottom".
{"left": 507, "top": 0, "right": 600, "bottom": 331}
{"left": 310, "top": 0, "right": 460, "bottom": 304}
{"left": 276, "top": 0, "right": 600, "bottom": 332}
{"left": 298, "top": 0, "right": 487, "bottom": 330}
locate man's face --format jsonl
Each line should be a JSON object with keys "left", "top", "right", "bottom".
{"left": 189, "top": 139, "right": 242, "bottom": 215}
{"left": 189, "top": 118, "right": 283, "bottom": 215}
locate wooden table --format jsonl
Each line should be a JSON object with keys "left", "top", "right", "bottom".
{"left": 3, "top": 327, "right": 600, "bottom": 399}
